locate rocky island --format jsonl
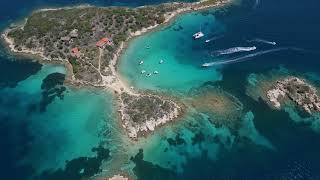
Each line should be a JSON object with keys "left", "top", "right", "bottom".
{"left": 246, "top": 70, "right": 320, "bottom": 115}
{"left": 267, "top": 77, "right": 320, "bottom": 114}
{"left": 1, "top": 0, "right": 229, "bottom": 139}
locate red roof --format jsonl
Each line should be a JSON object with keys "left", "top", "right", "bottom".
{"left": 71, "top": 47, "right": 81, "bottom": 58}
{"left": 96, "top": 38, "right": 112, "bottom": 47}
{"left": 71, "top": 48, "right": 79, "bottom": 53}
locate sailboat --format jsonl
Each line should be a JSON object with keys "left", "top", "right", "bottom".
{"left": 193, "top": 26, "right": 204, "bottom": 40}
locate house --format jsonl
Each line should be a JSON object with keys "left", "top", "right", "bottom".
{"left": 71, "top": 47, "right": 81, "bottom": 58}
{"left": 70, "top": 29, "right": 79, "bottom": 38}
{"left": 96, "top": 37, "right": 113, "bottom": 48}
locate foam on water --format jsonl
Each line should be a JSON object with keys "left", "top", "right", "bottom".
{"left": 211, "top": 46, "right": 257, "bottom": 56}
{"left": 202, "top": 47, "right": 308, "bottom": 67}
{"left": 246, "top": 38, "right": 277, "bottom": 45}
{"left": 205, "top": 35, "right": 224, "bottom": 43}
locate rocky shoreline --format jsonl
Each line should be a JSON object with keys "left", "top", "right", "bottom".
{"left": 1, "top": 0, "right": 231, "bottom": 139}
{"left": 267, "top": 77, "right": 320, "bottom": 114}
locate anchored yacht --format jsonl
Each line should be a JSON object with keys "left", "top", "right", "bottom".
{"left": 193, "top": 31, "right": 204, "bottom": 39}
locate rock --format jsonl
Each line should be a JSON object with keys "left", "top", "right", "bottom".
{"left": 267, "top": 76, "right": 320, "bottom": 114}
{"left": 108, "top": 174, "right": 129, "bottom": 180}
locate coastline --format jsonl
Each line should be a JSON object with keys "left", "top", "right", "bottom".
{"left": 113, "top": 0, "right": 231, "bottom": 91}
{"left": 0, "top": 0, "right": 232, "bottom": 140}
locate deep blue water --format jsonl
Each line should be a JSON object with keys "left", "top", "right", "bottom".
{"left": 1, "top": 0, "right": 320, "bottom": 180}
{"left": 123, "top": 0, "right": 320, "bottom": 179}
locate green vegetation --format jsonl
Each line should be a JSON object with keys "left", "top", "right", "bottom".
{"left": 6, "top": 0, "right": 219, "bottom": 85}
{"left": 68, "top": 57, "right": 80, "bottom": 74}
{"left": 121, "top": 93, "right": 174, "bottom": 124}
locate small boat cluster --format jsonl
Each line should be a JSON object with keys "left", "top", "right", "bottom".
{"left": 138, "top": 59, "right": 164, "bottom": 77}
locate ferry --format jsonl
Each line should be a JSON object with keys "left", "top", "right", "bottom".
{"left": 193, "top": 31, "right": 204, "bottom": 39}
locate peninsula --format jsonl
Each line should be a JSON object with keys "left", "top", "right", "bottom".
{"left": 1, "top": 0, "right": 229, "bottom": 139}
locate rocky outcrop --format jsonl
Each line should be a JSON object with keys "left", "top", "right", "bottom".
{"left": 119, "top": 93, "right": 181, "bottom": 139}
{"left": 267, "top": 77, "right": 320, "bottom": 114}
{"left": 108, "top": 174, "right": 129, "bottom": 180}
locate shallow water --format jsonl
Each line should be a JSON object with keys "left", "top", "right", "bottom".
{"left": 119, "top": 12, "right": 225, "bottom": 93}
{"left": 118, "top": 0, "right": 320, "bottom": 179}
{"left": 2, "top": 0, "right": 320, "bottom": 179}
{"left": 0, "top": 63, "right": 117, "bottom": 178}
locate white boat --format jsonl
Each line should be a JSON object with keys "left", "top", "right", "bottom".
{"left": 141, "top": 70, "right": 146, "bottom": 74}
{"left": 153, "top": 71, "right": 159, "bottom": 74}
{"left": 201, "top": 63, "right": 211, "bottom": 67}
{"left": 159, "top": 60, "right": 164, "bottom": 64}
{"left": 139, "top": 61, "right": 144, "bottom": 65}
{"left": 193, "top": 31, "right": 204, "bottom": 39}
{"left": 205, "top": 39, "right": 210, "bottom": 43}
{"left": 146, "top": 73, "right": 152, "bottom": 77}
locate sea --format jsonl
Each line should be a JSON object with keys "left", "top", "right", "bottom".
{"left": 1, "top": 0, "right": 320, "bottom": 179}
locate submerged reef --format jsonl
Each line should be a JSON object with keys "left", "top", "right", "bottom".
{"left": 186, "top": 85, "right": 244, "bottom": 131}
{"left": 1, "top": 0, "right": 229, "bottom": 139}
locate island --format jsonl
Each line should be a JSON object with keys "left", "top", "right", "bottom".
{"left": 267, "top": 77, "right": 320, "bottom": 114}
{"left": 1, "top": 0, "right": 230, "bottom": 139}
{"left": 246, "top": 72, "right": 320, "bottom": 115}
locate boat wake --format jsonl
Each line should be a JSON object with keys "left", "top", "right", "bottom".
{"left": 203, "top": 47, "right": 307, "bottom": 67}
{"left": 205, "top": 35, "right": 224, "bottom": 43}
{"left": 253, "top": 0, "right": 260, "bottom": 9}
{"left": 246, "top": 38, "right": 277, "bottom": 45}
{"left": 212, "top": 46, "right": 257, "bottom": 56}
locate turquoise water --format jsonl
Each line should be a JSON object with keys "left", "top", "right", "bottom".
{"left": 2, "top": 0, "right": 320, "bottom": 179}
{"left": 0, "top": 64, "right": 116, "bottom": 173}
{"left": 0, "top": 58, "right": 119, "bottom": 179}
{"left": 118, "top": 0, "right": 320, "bottom": 179}
{"left": 119, "top": 12, "right": 225, "bottom": 93}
